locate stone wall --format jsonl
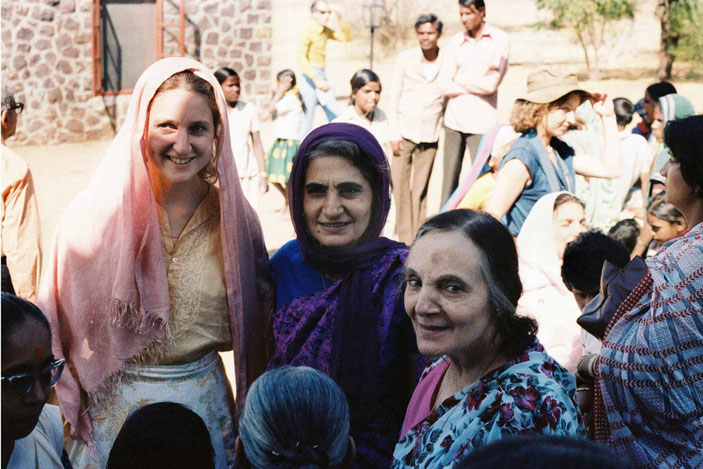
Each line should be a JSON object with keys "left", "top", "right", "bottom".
{"left": 1, "top": 0, "right": 272, "bottom": 146}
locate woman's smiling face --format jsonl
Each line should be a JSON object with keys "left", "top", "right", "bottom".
{"left": 146, "top": 88, "right": 216, "bottom": 186}
{"left": 303, "top": 155, "right": 373, "bottom": 250}
{"left": 404, "top": 230, "right": 496, "bottom": 362}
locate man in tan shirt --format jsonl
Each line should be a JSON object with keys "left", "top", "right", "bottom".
{"left": 389, "top": 14, "right": 444, "bottom": 244}
{"left": 1, "top": 85, "right": 42, "bottom": 303}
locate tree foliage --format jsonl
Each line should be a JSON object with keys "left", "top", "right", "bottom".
{"left": 535, "top": 0, "right": 636, "bottom": 77}
{"left": 668, "top": 0, "right": 703, "bottom": 76}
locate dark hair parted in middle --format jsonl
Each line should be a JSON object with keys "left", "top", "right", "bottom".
{"left": 213, "top": 66, "right": 239, "bottom": 84}
{"left": 413, "top": 209, "right": 537, "bottom": 358}
{"left": 1, "top": 292, "right": 51, "bottom": 355}
{"left": 415, "top": 14, "right": 443, "bottom": 34}
{"left": 664, "top": 115, "right": 703, "bottom": 199}
{"left": 647, "top": 191, "right": 685, "bottom": 222}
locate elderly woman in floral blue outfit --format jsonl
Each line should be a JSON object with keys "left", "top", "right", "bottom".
{"left": 392, "top": 210, "right": 584, "bottom": 468}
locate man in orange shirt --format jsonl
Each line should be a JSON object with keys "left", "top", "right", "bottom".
{"left": 1, "top": 85, "right": 42, "bottom": 303}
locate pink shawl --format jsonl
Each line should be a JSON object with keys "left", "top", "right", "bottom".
{"left": 38, "top": 57, "right": 273, "bottom": 444}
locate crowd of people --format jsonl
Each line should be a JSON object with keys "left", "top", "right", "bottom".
{"left": 1, "top": 0, "right": 702, "bottom": 468}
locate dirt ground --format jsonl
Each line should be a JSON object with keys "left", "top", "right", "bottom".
{"left": 9, "top": 0, "right": 703, "bottom": 256}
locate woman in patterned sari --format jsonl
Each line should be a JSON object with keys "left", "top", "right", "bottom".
{"left": 392, "top": 209, "right": 584, "bottom": 468}
{"left": 595, "top": 115, "right": 703, "bottom": 467}
{"left": 268, "top": 122, "right": 421, "bottom": 468}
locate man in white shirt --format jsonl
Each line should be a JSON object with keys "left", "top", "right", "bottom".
{"left": 389, "top": 14, "right": 444, "bottom": 244}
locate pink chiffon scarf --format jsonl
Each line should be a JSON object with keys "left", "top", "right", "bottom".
{"left": 38, "top": 57, "right": 273, "bottom": 445}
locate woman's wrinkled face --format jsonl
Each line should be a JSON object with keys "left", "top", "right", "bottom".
{"left": 1, "top": 319, "right": 53, "bottom": 442}
{"left": 146, "top": 88, "right": 216, "bottom": 186}
{"left": 651, "top": 105, "right": 664, "bottom": 143}
{"left": 647, "top": 213, "right": 685, "bottom": 243}
{"left": 220, "top": 75, "right": 241, "bottom": 104}
{"left": 544, "top": 94, "right": 580, "bottom": 138}
{"left": 353, "top": 81, "right": 381, "bottom": 116}
{"left": 405, "top": 230, "right": 496, "bottom": 361}
{"left": 553, "top": 201, "right": 586, "bottom": 259}
{"left": 303, "top": 155, "right": 373, "bottom": 250}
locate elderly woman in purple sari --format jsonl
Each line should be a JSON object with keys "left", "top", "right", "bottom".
{"left": 267, "top": 122, "right": 421, "bottom": 468}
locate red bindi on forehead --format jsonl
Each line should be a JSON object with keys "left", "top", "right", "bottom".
{"left": 34, "top": 347, "right": 43, "bottom": 358}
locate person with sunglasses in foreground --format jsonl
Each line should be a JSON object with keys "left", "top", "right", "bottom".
{"left": 1, "top": 292, "right": 68, "bottom": 469}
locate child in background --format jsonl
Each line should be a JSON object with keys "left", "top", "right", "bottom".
{"left": 631, "top": 192, "right": 686, "bottom": 258}
{"left": 334, "top": 69, "right": 391, "bottom": 158}
{"left": 265, "top": 70, "right": 303, "bottom": 211}
{"left": 214, "top": 67, "right": 268, "bottom": 210}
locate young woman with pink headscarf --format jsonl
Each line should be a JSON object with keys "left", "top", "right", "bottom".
{"left": 39, "top": 58, "right": 273, "bottom": 468}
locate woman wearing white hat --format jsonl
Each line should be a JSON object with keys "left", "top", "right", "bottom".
{"left": 485, "top": 68, "right": 622, "bottom": 235}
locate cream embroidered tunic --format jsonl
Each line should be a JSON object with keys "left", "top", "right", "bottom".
{"left": 155, "top": 186, "right": 232, "bottom": 365}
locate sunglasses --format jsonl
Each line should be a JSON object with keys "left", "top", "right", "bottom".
{"left": 1, "top": 359, "right": 65, "bottom": 399}
{"left": 7, "top": 102, "right": 24, "bottom": 114}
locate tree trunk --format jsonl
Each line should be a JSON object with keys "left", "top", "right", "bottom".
{"left": 657, "top": 0, "right": 675, "bottom": 79}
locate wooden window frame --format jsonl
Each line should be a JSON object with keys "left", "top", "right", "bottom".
{"left": 91, "top": 0, "right": 186, "bottom": 96}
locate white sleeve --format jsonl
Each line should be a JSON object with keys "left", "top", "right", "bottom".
{"left": 248, "top": 103, "right": 261, "bottom": 133}
{"left": 275, "top": 94, "right": 298, "bottom": 116}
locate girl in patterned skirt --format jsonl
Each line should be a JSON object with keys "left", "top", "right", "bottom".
{"left": 266, "top": 69, "right": 303, "bottom": 210}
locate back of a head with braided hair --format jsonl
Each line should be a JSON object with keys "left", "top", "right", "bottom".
{"left": 236, "top": 366, "right": 355, "bottom": 469}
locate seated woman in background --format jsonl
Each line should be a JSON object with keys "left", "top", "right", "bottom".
{"left": 2, "top": 293, "right": 66, "bottom": 469}
{"left": 631, "top": 191, "right": 686, "bottom": 258}
{"left": 108, "top": 402, "right": 214, "bottom": 469}
{"left": 39, "top": 58, "right": 272, "bottom": 468}
{"left": 517, "top": 192, "right": 587, "bottom": 372}
{"left": 595, "top": 115, "right": 703, "bottom": 467}
{"left": 237, "top": 366, "right": 354, "bottom": 469}
{"left": 485, "top": 68, "right": 621, "bottom": 235}
{"left": 268, "top": 123, "right": 419, "bottom": 468}
{"left": 393, "top": 210, "right": 583, "bottom": 468}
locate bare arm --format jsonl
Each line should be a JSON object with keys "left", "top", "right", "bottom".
{"left": 250, "top": 131, "right": 269, "bottom": 193}
{"left": 573, "top": 95, "right": 621, "bottom": 179}
{"left": 484, "top": 159, "right": 531, "bottom": 220}
{"left": 388, "top": 53, "right": 404, "bottom": 155}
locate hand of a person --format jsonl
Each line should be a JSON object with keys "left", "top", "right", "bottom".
{"left": 259, "top": 176, "right": 269, "bottom": 194}
{"left": 315, "top": 79, "right": 330, "bottom": 92}
{"left": 591, "top": 92, "right": 615, "bottom": 118}
{"left": 391, "top": 140, "right": 401, "bottom": 156}
{"left": 637, "top": 221, "right": 654, "bottom": 247}
{"left": 277, "top": 76, "right": 294, "bottom": 94}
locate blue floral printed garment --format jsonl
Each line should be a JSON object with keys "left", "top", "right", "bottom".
{"left": 392, "top": 341, "right": 585, "bottom": 468}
